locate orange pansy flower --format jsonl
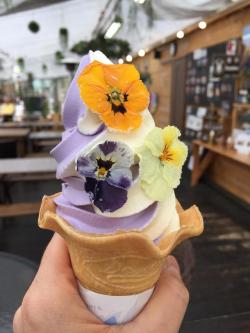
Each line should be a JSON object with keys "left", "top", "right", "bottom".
{"left": 77, "top": 61, "right": 149, "bottom": 131}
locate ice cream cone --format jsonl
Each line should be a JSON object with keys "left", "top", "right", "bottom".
{"left": 38, "top": 193, "right": 203, "bottom": 296}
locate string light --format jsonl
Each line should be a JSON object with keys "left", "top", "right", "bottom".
{"left": 176, "top": 30, "right": 184, "bottom": 39}
{"left": 198, "top": 21, "right": 207, "bottom": 30}
{"left": 118, "top": 58, "right": 124, "bottom": 64}
{"left": 126, "top": 54, "right": 133, "bottom": 62}
{"left": 138, "top": 49, "right": 145, "bottom": 57}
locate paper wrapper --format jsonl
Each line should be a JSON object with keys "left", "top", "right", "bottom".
{"left": 78, "top": 281, "right": 154, "bottom": 324}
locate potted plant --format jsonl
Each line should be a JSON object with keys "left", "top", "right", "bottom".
{"left": 17, "top": 57, "right": 25, "bottom": 71}
{"left": 59, "top": 27, "right": 68, "bottom": 51}
{"left": 55, "top": 50, "right": 64, "bottom": 64}
{"left": 42, "top": 64, "right": 48, "bottom": 74}
{"left": 28, "top": 21, "right": 40, "bottom": 33}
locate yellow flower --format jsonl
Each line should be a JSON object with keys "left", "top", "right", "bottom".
{"left": 77, "top": 61, "right": 149, "bottom": 131}
{"left": 138, "top": 126, "right": 188, "bottom": 201}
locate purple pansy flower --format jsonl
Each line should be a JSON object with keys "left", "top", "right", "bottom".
{"left": 76, "top": 141, "right": 134, "bottom": 212}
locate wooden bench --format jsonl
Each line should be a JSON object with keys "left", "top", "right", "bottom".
{"left": 0, "top": 128, "right": 30, "bottom": 157}
{"left": 0, "top": 157, "right": 57, "bottom": 218}
{"left": 0, "top": 202, "right": 41, "bottom": 218}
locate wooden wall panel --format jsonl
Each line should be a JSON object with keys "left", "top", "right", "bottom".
{"left": 134, "top": 53, "right": 172, "bottom": 127}
{"left": 176, "top": 6, "right": 250, "bottom": 59}
{"left": 134, "top": 4, "right": 250, "bottom": 127}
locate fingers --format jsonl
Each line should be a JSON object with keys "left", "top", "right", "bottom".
{"left": 33, "top": 233, "right": 81, "bottom": 299}
{"left": 130, "top": 255, "right": 189, "bottom": 333}
{"left": 34, "top": 233, "right": 81, "bottom": 289}
{"left": 13, "top": 307, "right": 23, "bottom": 333}
{"left": 163, "top": 255, "right": 182, "bottom": 281}
{"left": 39, "top": 233, "right": 71, "bottom": 276}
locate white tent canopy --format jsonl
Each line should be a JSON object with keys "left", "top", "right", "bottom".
{"left": 0, "top": 0, "right": 238, "bottom": 80}
{"left": 0, "top": 0, "right": 106, "bottom": 79}
{"left": 0, "top": 0, "right": 106, "bottom": 59}
{"left": 96, "top": 0, "right": 236, "bottom": 55}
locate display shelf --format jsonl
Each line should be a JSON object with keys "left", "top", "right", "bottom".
{"left": 232, "top": 103, "right": 250, "bottom": 131}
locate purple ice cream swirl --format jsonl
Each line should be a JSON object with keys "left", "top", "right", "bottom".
{"left": 54, "top": 179, "right": 165, "bottom": 242}
{"left": 51, "top": 54, "right": 159, "bottom": 237}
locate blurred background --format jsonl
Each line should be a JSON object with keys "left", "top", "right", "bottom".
{"left": 0, "top": 0, "right": 249, "bottom": 332}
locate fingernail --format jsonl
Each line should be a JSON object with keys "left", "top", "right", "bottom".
{"left": 165, "top": 256, "right": 181, "bottom": 275}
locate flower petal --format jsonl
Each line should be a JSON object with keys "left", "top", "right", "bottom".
{"left": 144, "top": 127, "right": 165, "bottom": 157}
{"left": 101, "top": 110, "right": 142, "bottom": 131}
{"left": 76, "top": 156, "right": 96, "bottom": 178}
{"left": 99, "top": 141, "right": 117, "bottom": 156}
{"left": 141, "top": 178, "right": 172, "bottom": 201}
{"left": 89, "top": 140, "right": 133, "bottom": 168}
{"left": 103, "top": 64, "right": 140, "bottom": 92}
{"left": 78, "top": 82, "right": 111, "bottom": 115}
{"left": 78, "top": 62, "right": 111, "bottom": 114}
{"left": 162, "top": 126, "right": 181, "bottom": 147}
{"left": 78, "top": 61, "right": 106, "bottom": 85}
{"left": 110, "top": 141, "right": 134, "bottom": 168}
{"left": 138, "top": 146, "right": 161, "bottom": 183}
{"left": 166, "top": 140, "right": 188, "bottom": 167}
{"left": 161, "top": 163, "right": 182, "bottom": 188}
{"left": 85, "top": 177, "right": 128, "bottom": 212}
{"left": 108, "top": 168, "right": 132, "bottom": 189}
{"left": 124, "top": 80, "right": 149, "bottom": 113}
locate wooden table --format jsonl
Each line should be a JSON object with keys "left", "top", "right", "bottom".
{"left": 0, "top": 157, "right": 57, "bottom": 178}
{"left": 29, "top": 131, "right": 62, "bottom": 140}
{"left": 192, "top": 140, "right": 250, "bottom": 204}
{"left": 0, "top": 128, "right": 30, "bottom": 157}
{"left": 28, "top": 131, "right": 61, "bottom": 152}
{"left": 0, "top": 120, "right": 62, "bottom": 130}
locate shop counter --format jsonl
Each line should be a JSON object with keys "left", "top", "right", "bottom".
{"left": 192, "top": 140, "right": 250, "bottom": 205}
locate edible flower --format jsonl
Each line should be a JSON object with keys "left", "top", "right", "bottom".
{"left": 76, "top": 140, "right": 134, "bottom": 212}
{"left": 77, "top": 61, "right": 149, "bottom": 131}
{"left": 138, "top": 126, "right": 188, "bottom": 201}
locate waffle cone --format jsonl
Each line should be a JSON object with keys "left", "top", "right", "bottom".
{"left": 38, "top": 193, "right": 203, "bottom": 296}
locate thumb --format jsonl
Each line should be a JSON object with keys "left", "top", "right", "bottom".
{"left": 129, "top": 256, "right": 189, "bottom": 333}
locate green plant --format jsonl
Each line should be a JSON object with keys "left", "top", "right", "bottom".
{"left": 55, "top": 50, "right": 64, "bottom": 64}
{"left": 71, "top": 34, "right": 130, "bottom": 59}
{"left": 59, "top": 27, "right": 69, "bottom": 51}
{"left": 17, "top": 57, "right": 25, "bottom": 71}
{"left": 59, "top": 27, "right": 68, "bottom": 37}
{"left": 42, "top": 64, "right": 48, "bottom": 73}
{"left": 28, "top": 21, "right": 40, "bottom": 33}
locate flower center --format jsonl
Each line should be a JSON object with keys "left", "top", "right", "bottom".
{"left": 96, "top": 158, "right": 114, "bottom": 179}
{"left": 98, "top": 167, "right": 108, "bottom": 178}
{"left": 160, "top": 145, "right": 173, "bottom": 162}
{"left": 107, "top": 88, "right": 128, "bottom": 114}
{"left": 110, "top": 89, "right": 123, "bottom": 102}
